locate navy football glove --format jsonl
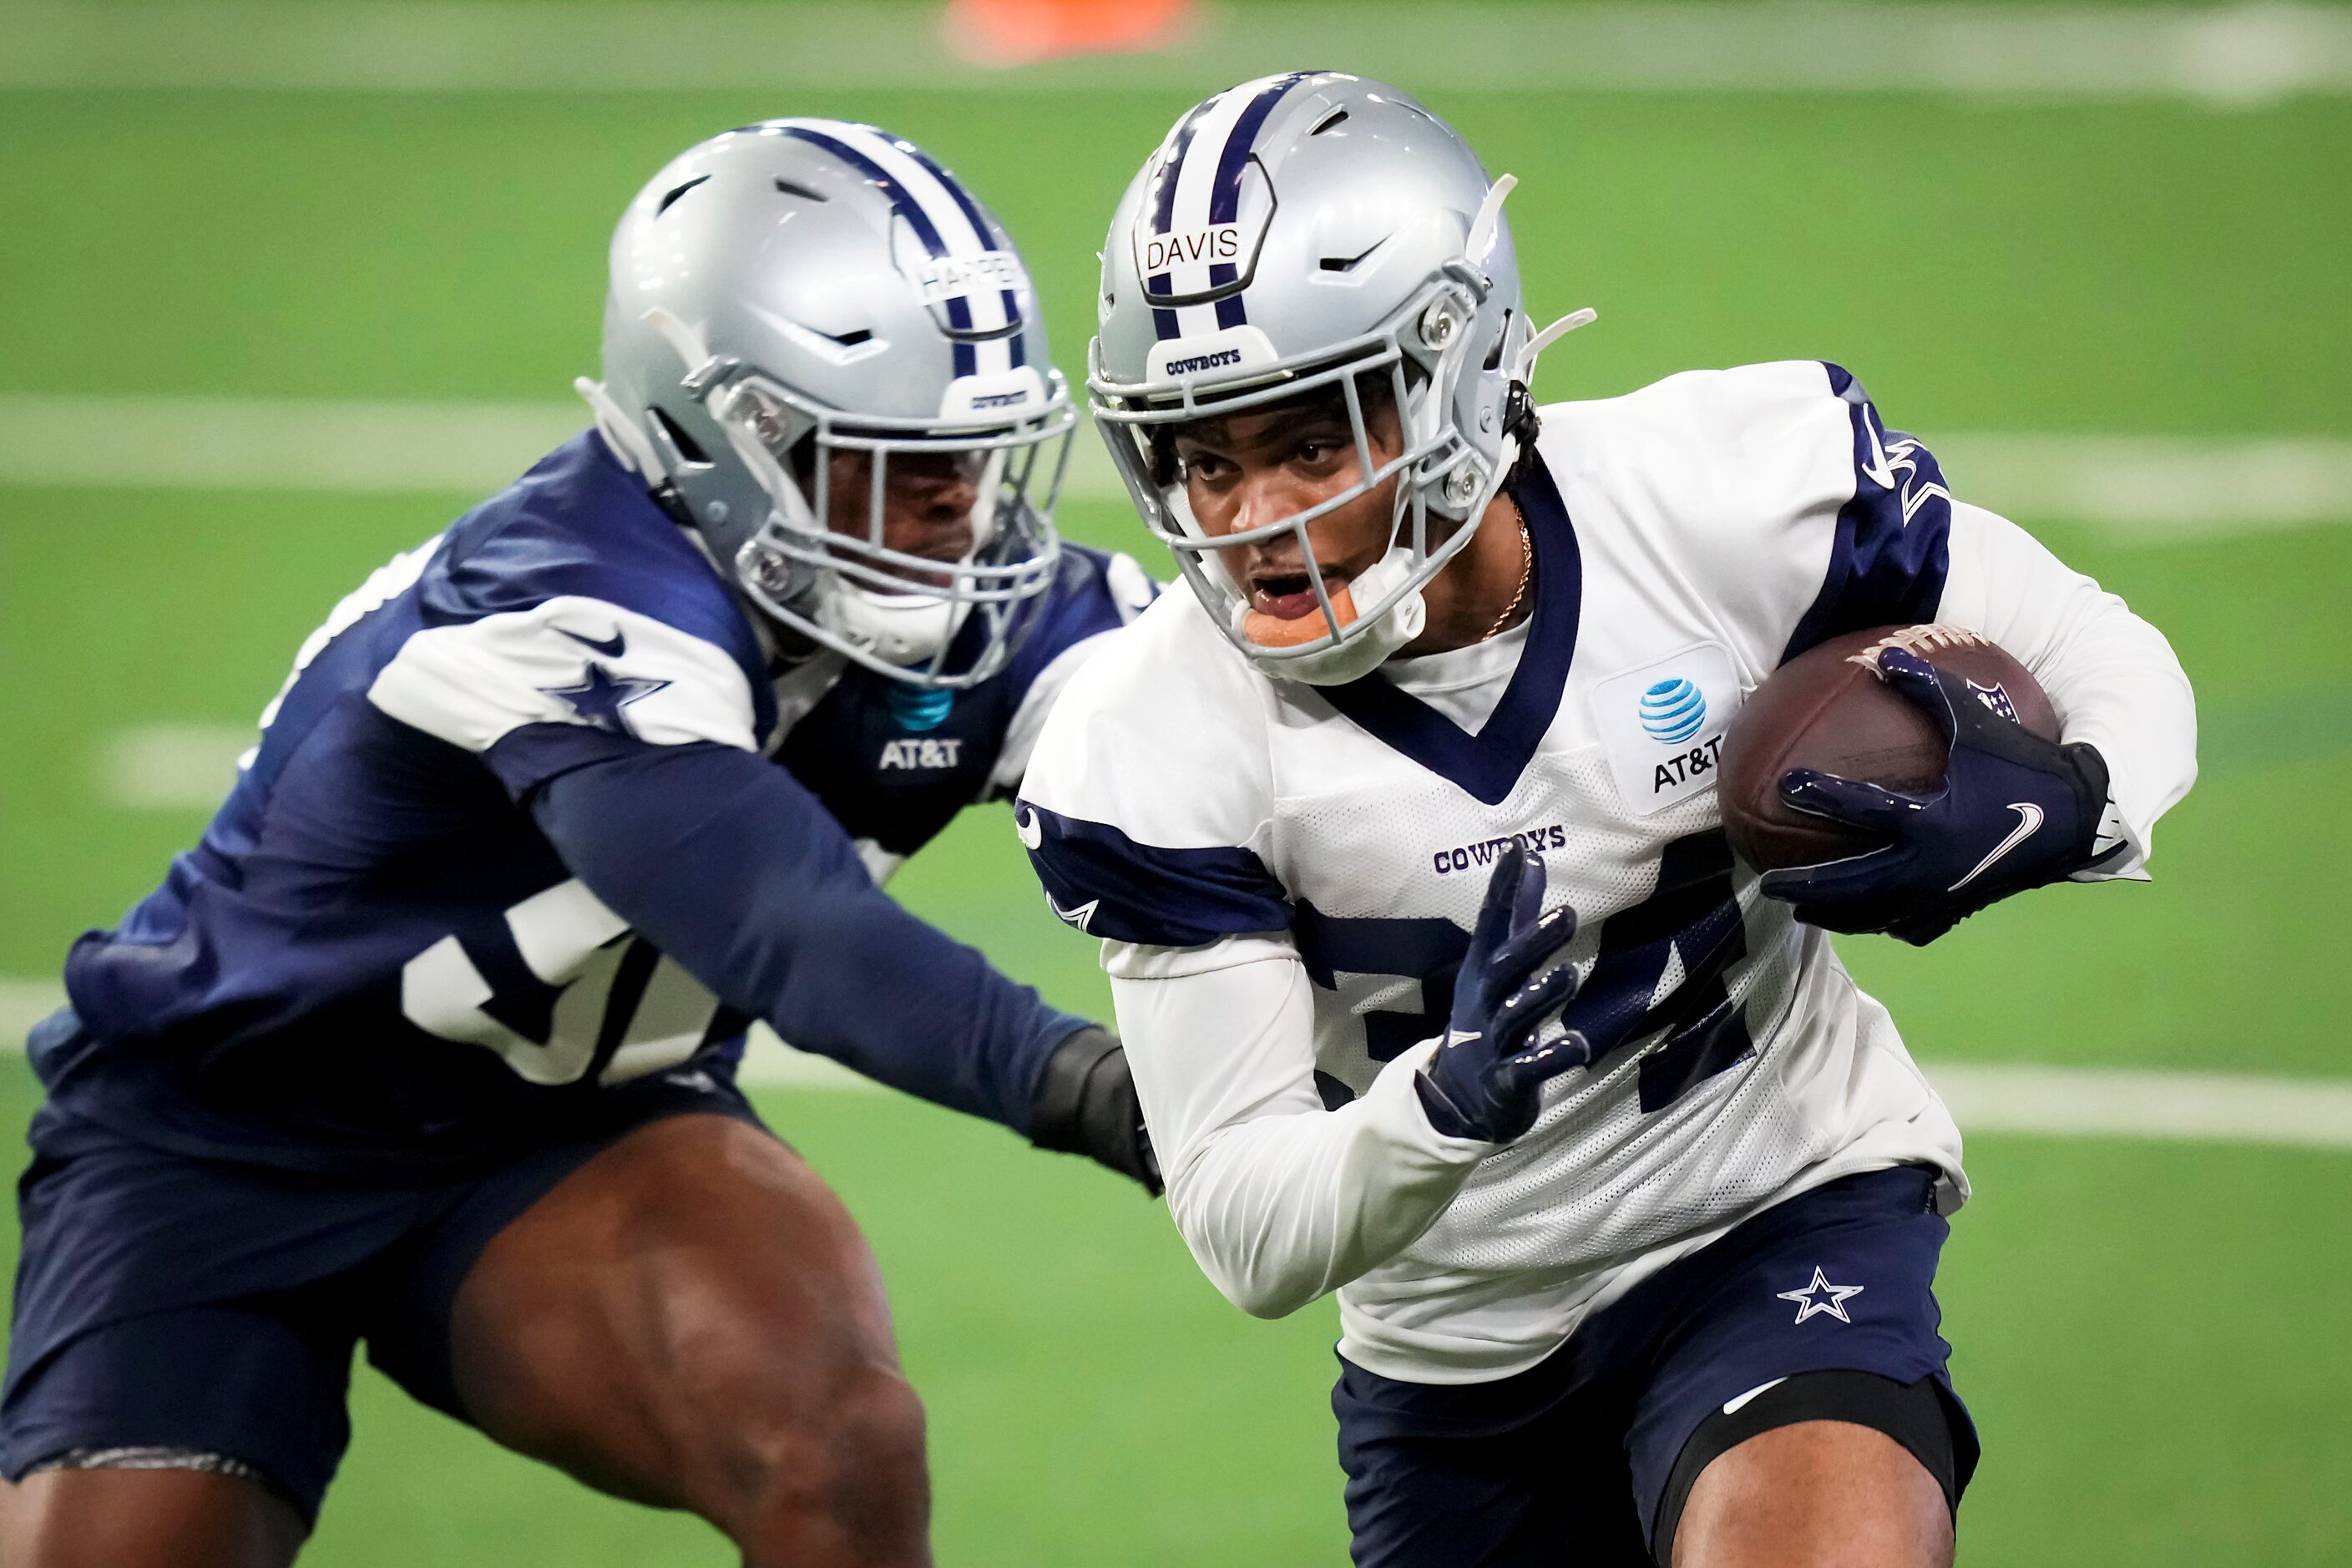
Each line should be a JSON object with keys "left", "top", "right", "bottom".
{"left": 1416, "top": 842, "right": 1589, "bottom": 1143}
{"left": 1030, "top": 1026, "right": 1162, "bottom": 1196}
{"left": 1758, "top": 645, "right": 2112, "bottom": 946}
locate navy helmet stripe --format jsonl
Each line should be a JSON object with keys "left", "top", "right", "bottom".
{"left": 1150, "top": 98, "right": 1221, "bottom": 236}
{"left": 779, "top": 125, "right": 944, "bottom": 255}
{"left": 1207, "top": 73, "right": 1307, "bottom": 228}
{"left": 1144, "top": 95, "right": 1221, "bottom": 329}
{"left": 1202, "top": 73, "right": 1308, "bottom": 318}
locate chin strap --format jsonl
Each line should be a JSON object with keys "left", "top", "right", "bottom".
{"left": 1518, "top": 307, "right": 1597, "bottom": 384}
{"left": 574, "top": 376, "right": 668, "bottom": 483}
{"left": 1489, "top": 306, "right": 1598, "bottom": 490}
{"left": 1464, "top": 169, "right": 1598, "bottom": 388}
{"left": 1467, "top": 173, "right": 1517, "bottom": 267}
{"left": 643, "top": 306, "right": 737, "bottom": 399}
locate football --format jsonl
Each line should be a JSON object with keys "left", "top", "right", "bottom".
{"left": 1717, "top": 625, "right": 2059, "bottom": 871}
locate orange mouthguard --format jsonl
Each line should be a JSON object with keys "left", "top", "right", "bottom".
{"left": 1242, "top": 582, "right": 1359, "bottom": 647}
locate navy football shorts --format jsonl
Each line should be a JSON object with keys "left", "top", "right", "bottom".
{"left": 1, "top": 1054, "right": 767, "bottom": 1521}
{"left": 1333, "top": 1166, "right": 1978, "bottom": 1567}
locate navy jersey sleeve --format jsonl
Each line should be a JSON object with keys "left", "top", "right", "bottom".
{"left": 1013, "top": 591, "right": 1293, "bottom": 949}
{"left": 1778, "top": 363, "right": 1955, "bottom": 663}
{"left": 1016, "top": 800, "right": 1292, "bottom": 947}
{"left": 366, "top": 432, "right": 780, "bottom": 802}
{"left": 531, "top": 741, "right": 1086, "bottom": 1133}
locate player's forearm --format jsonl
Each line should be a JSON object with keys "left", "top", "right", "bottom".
{"left": 1108, "top": 943, "right": 1490, "bottom": 1318}
{"left": 1171, "top": 1049, "right": 1488, "bottom": 1318}
{"left": 533, "top": 741, "right": 1083, "bottom": 1130}
{"left": 1940, "top": 501, "right": 2198, "bottom": 874}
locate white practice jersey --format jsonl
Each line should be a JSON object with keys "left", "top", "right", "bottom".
{"left": 1017, "top": 361, "right": 2197, "bottom": 1383}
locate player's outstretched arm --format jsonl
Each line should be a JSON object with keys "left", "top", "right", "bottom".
{"left": 530, "top": 740, "right": 1158, "bottom": 1189}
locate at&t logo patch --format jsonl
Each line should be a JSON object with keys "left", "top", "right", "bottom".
{"left": 1639, "top": 677, "right": 1707, "bottom": 743}
{"left": 879, "top": 738, "right": 963, "bottom": 771}
{"left": 1590, "top": 643, "right": 1741, "bottom": 817}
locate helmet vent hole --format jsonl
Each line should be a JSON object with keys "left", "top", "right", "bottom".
{"left": 1485, "top": 310, "right": 1514, "bottom": 372}
{"left": 773, "top": 178, "right": 829, "bottom": 203}
{"left": 650, "top": 407, "right": 709, "bottom": 464}
{"left": 1318, "top": 240, "right": 1382, "bottom": 274}
{"left": 1310, "top": 109, "right": 1350, "bottom": 136}
{"left": 655, "top": 175, "right": 711, "bottom": 216}
{"left": 821, "top": 328, "right": 874, "bottom": 347}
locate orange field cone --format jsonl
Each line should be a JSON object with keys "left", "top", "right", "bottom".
{"left": 941, "top": 0, "right": 1198, "bottom": 66}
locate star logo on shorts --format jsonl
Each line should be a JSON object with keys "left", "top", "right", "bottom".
{"left": 1776, "top": 1267, "right": 1864, "bottom": 1324}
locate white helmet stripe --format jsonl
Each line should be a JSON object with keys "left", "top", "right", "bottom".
{"left": 1160, "top": 88, "right": 1258, "bottom": 299}
{"left": 826, "top": 123, "right": 1012, "bottom": 335}
{"left": 825, "top": 122, "right": 1019, "bottom": 377}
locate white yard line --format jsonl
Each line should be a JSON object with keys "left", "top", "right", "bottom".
{"left": 1925, "top": 1062, "right": 2352, "bottom": 1150}
{"left": 1935, "top": 432, "right": 2352, "bottom": 538}
{"left": 0, "top": 395, "right": 586, "bottom": 496}
{"left": 97, "top": 724, "right": 255, "bottom": 810}
{"left": 5, "top": 3, "right": 2352, "bottom": 103}
{"left": 0, "top": 974, "right": 2344, "bottom": 1146}
{"left": 3, "top": 393, "right": 2347, "bottom": 540}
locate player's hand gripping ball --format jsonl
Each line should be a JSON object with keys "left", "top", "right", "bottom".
{"left": 1416, "top": 842, "right": 1589, "bottom": 1143}
{"left": 1721, "top": 626, "right": 2112, "bottom": 945}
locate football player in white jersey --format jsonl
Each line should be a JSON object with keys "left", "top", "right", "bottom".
{"left": 1018, "top": 73, "right": 2195, "bottom": 1567}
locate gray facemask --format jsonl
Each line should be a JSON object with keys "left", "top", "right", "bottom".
{"left": 582, "top": 119, "right": 1076, "bottom": 690}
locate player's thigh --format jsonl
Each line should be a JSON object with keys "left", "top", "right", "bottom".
{"left": 3, "top": 1468, "right": 306, "bottom": 1568}
{"left": 1620, "top": 1168, "right": 1977, "bottom": 1561}
{"left": 438, "top": 1112, "right": 921, "bottom": 1525}
{"left": 1672, "top": 1419, "right": 1950, "bottom": 1568}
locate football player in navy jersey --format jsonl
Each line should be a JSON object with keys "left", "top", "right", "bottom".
{"left": 2, "top": 121, "right": 1156, "bottom": 1567}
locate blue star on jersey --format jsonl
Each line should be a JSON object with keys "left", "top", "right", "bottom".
{"left": 539, "top": 661, "right": 670, "bottom": 738}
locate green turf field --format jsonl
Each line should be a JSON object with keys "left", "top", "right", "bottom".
{"left": 1, "top": 3, "right": 2347, "bottom": 1560}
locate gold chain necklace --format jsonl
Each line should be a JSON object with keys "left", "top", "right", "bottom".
{"left": 1483, "top": 519, "right": 1532, "bottom": 640}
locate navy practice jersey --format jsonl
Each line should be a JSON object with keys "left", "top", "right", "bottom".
{"left": 44, "top": 431, "right": 1151, "bottom": 1172}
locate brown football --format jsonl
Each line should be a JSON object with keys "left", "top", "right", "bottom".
{"left": 1718, "top": 625, "right": 2058, "bottom": 872}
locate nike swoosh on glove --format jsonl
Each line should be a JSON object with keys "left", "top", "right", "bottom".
{"left": 1757, "top": 645, "right": 2113, "bottom": 946}
{"left": 1416, "top": 842, "right": 1589, "bottom": 1143}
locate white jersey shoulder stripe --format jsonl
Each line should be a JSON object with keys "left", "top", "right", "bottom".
{"left": 368, "top": 594, "right": 760, "bottom": 756}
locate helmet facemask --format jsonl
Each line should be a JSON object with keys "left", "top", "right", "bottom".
{"left": 591, "top": 120, "right": 1079, "bottom": 694}
{"left": 1092, "top": 263, "right": 1502, "bottom": 686}
{"left": 684, "top": 354, "right": 1075, "bottom": 690}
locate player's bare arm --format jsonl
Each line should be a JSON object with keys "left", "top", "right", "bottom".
{"left": 1021, "top": 72, "right": 2193, "bottom": 1568}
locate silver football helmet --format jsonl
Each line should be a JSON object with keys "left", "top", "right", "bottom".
{"left": 579, "top": 119, "right": 1075, "bottom": 688}
{"left": 1090, "top": 73, "right": 1591, "bottom": 684}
